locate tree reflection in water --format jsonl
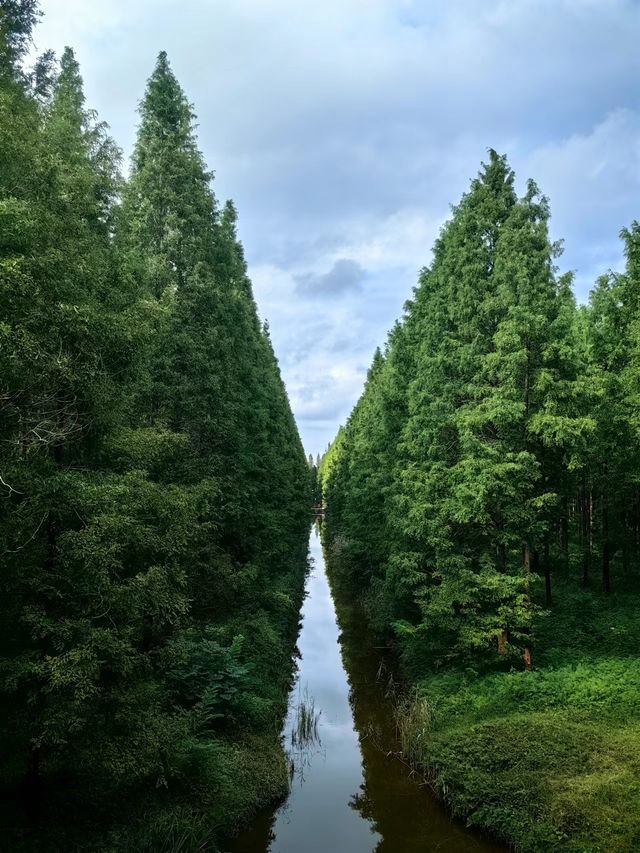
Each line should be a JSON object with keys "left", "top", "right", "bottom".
{"left": 329, "top": 555, "right": 503, "bottom": 853}
{"left": 227, "top": 529, "right": 503, "bottom": 853}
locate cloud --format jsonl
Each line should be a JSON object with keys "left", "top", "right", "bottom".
{"left": 519, "top": 109, "right": 640, "bottom": 301}
{"left": 294, "top": 259, "right": 366, "bottom": 298}
{"left": 33, "top": 0, "right": 640, "bottom": 453}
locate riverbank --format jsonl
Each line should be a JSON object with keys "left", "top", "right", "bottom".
{"left": 229, "top": 529, "right": 503, "bottom": 852}
{"left": 2, "top": 532, "right": 310, "bottom": 853}
{"left": 397, "top": 579, "right": 640, "bottom": 852}
{"left": 116, "top": 538, "right": 311, "bottom": 853}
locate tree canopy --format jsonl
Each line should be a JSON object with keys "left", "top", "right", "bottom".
{"left": 0, "top": 11, "right": 309, "bottom": 848}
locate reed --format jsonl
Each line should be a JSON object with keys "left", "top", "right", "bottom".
{"left": 291, "top": 686, "right": 322, "bottom": 747}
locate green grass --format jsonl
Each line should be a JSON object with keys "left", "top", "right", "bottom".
{"left": 399, "top": 580, "right": 640, "bottom": 852}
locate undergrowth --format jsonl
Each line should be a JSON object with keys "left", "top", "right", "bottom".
{"left": 398, "top": 579, "right": 640, "bottom": 852}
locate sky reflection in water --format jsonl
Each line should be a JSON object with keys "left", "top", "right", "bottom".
{"left": 228, "top": 529, "right": 503, "bottom": 853}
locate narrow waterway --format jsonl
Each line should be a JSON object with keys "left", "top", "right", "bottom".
{"left": 227, "top": 527, "right": 503, "bottom": 853}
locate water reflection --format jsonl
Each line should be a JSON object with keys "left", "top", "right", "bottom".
{"left": 228, "top": 527, "right": 379, "bottom": 852}
{"left": 288, "top": 685, "right": 323, "bottom": 785}
{"left": 330, "top": 564, "right": 502, "bottom": 852}
{"left": 227, "top": 528, "right": 503, "bottom": 853}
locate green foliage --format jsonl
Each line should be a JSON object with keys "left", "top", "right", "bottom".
{"left": 0, "top": 0, "right": 40, "bottom": 78}
{"left": 325, "top": 153, "right": 584, "bottom": 666}
{"left": 0, "top": 11, "right": 309, "bottom": 850}
{"left": 398, "top": 586, "right": 640, "bottom": 852}
{"left": 323, "top": 153, "right": 640, "bottom": 851}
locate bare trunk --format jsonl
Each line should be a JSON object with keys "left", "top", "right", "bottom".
{"left": 543, "top": 535, "right": 552, "bottom": 605}
{"left": 24, "top": 745, "right": 42, "bottom": 822}
{"left": 623, "top": 542, "right": 630, "bottom": 576}
{"left": 602, "top": 483, "right": 611, "bottom": 594}
{"left": 523, "top": 540, "right": 532, "bottom": 669}
{"left": 560, "top": 495, "right": 569, "bottom": 571}
{"left": 524, "top": 336, "right": 530, "bottom": 418}
{"left": 581, "top": 480, "right": 591, "bottom": 586}
{"left": 498, "top": 630, "right": 508, "bottom": 655}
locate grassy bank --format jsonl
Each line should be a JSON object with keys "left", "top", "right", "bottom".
{"left": 398, "top": 581, "right": 640, "bottom": 852}
{"left": 103, "top": 732, "right": 292, "bottom": 853}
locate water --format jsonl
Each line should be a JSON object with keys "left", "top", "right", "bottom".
{"left": 227, "top": 528, "right": 503, "bottom": 853}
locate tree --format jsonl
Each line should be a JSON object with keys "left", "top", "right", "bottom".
{"left": 325, "top": 153, "right": 592, "bottom": 671}
{"left": 0, "top": 0, "right": 39, "bottom": 78}
{"left": 1, "top": 32, "right": 308, "bottom": 848}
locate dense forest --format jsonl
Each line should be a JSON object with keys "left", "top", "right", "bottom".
{"left": 0, "top": 2, "right": 309, "bottom": 849}
{"left": 322, "top": 152, "right": 640, "bottom": 851}
{"left": 3, "top": 2, "right": 640, "bottom": 852}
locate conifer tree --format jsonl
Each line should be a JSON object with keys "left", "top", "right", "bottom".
{"left": 325, "top": 153, "right": 593, "bottom": 670}
{"left": 120, "top": 51, "right": 216, "bottom": 298}
{"left": 582, "top": 223, "right": 640, "bottom": 591}
{"left": 0, "top": 37, "right": 170, "bottom": 804}
{"left": 119, "top": 51, "right": 307, "bottom": 575}
{"left": 387, "top": 152, "right": 521, "bottom": 667}
{"left": 0, "top": 0, "right": 39, "bottom": 78}
{"left": 0, "top": 29, "right": 308, "bottom": 844}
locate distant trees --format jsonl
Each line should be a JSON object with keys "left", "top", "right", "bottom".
{"left": 324, "top": 151, "right": 640, "bottom": 674}
{"left": 308, "top": 454, "right": 322, "bottom": 505}
{"left": 0, "top": 6, "right": 308, "bottom": 846}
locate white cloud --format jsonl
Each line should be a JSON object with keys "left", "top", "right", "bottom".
{"left": 520, "top": 109, "right": 640, "bottom": 301}
{"left": 33, "top": 0, "right": 640, "bottom": 452}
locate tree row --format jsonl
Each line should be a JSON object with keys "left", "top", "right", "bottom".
{"left": 323, "top": 150, "right": 640, "bottom": 672}
{"left": 0, "top": 3, "right": 309, "bottom": 845}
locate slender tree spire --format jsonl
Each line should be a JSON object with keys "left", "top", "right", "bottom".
{"left": 0, "top": 0, "right": 39, "bottom": 78}
{"left": 121, "top": 50, "right": 216, "bottom": 296}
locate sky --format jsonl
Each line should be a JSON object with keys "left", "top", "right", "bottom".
{"left": 33, "top": 0, "right": 640, "bottom": 455}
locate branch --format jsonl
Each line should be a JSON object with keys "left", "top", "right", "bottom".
{"left": 6, "top": 512, "right": 46, "bottom": 553}
{"left": 0, "top": 474, "right": 23, "bottom": 496}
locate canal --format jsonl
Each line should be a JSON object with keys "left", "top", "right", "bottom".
{"left": 227, "top": 527, "right": 503, "bottom": 852}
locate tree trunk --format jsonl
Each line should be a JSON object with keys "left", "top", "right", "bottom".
{"left": 531, "top": 548, "right": 539, "bottom": 575}
{"left": 623, "top": 542, "right": 630, "bottom": 576}
{"left": 602, "top": 486, "right": 611, "bottom": 594}
{"left": 523, "top": 540, "right": 532, "bottom": 669}
{"left": 24, "top": 745, "right": 42, "bottom": 822}
{"left": 560, "top": 495, "right": 569, "bottom": 571}
{"left": 498, "top": 630, "right": 508, "bottom": 655}
{"left": 543, "top": 535, "right": 552, "bottom": 605}
{"left": 581, "top": 480, "right": 591, "bottom": 586}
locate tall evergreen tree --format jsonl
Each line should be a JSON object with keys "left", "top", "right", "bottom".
{"left": 0, "top": 0, "right": 39, "bottom": 78}
{"left": 0, "top": 36, "right": 167, "bottom": 807}
{"left": 325, "top": 153, "right": 592, "bottom": 670}
{"left": 1, "top": 24, "right": 308, "bottom": 848}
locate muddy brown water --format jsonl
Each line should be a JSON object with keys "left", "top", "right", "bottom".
{"left": 226, "top": 528, "right": 504, "bottom": 853}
